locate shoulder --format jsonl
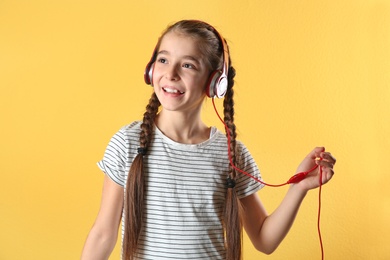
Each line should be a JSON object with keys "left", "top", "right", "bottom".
{"left": 210, "top": 127, "right": 227, "bottom": 144}
{"left": 105, "top": 121, "right": 142, "bottom": 151}
{"left": 119, "top": 121, "right": 142, "bottom": 133}
{"left": 115, "top": 121, "right": 142, "bottom": 139}
{"left": 210, "top": 127, "right": 250, "bottom": 152}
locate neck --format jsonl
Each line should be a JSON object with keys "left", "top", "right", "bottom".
{"left": 155, "top": 110, "right": 210, "bottom": 144}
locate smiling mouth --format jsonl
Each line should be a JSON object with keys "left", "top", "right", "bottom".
{"left": 163, "top": 87, "right": 184, "bottom": 94}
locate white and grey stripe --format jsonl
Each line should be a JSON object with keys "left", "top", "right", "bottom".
{"left": 98, "top": 121, "right": 264, "bottom": 259}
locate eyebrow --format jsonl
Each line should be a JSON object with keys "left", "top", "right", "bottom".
{"left": 157, "top": 50, "right": 201, "bottom": 64}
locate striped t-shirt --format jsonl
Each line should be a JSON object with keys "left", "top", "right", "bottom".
{"left": 98, "top": 121, "right": 264, "bottom": 259}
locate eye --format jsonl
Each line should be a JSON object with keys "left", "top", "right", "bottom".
{"left": 157, "top": 58, "right": 168, "bottom": 64}
{"left": 183, "top": 63, "right": 195, "bottom": 69}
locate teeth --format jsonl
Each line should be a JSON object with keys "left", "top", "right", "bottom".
{"left": 164, "top": 88, "right": 184, "bottom": 94}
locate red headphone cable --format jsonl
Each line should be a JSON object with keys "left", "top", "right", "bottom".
{"left": 318, "top": 165, "right": 324, "bottom": 259}
{"left": 212, "top": 98, "right": 325, "bottom": 259}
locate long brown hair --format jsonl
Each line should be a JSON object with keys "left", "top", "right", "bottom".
{"left": 123, "top": 20, "right": 242, "bottom": 260}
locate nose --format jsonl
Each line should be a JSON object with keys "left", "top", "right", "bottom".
{"left": 165, "top": 64, "right": 180, "bottom": 81}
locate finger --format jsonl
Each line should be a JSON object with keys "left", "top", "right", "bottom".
{"left": 319, "top": 152, "right": 336, "bottom": 167}
{"left": 310, "top": 147, "right": 325, "bottom": 159}
{"left": 320, "top": 152, "right": 336, "bottom": 164}
{"left": 316, "top": 158, "right": 335, "bottom": 169}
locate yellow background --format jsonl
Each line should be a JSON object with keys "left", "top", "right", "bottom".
{"left": 1, "top": 0, "right": 389, "bottom": 259}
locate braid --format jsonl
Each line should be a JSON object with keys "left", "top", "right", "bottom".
{"left": 223, "top": 67, "right": 237, "bottom": 178}
{"left": 140, "top": 93, "right": 160, "bottom": 148}
{"left": 222, "top": 65, "right": 243, "bottom": 260}
{"left": 123, "top": 92, "right": 160, "bottom": 260}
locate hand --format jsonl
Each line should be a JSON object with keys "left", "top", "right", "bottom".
{"left": 294, "top": 147, "right": 336, "bottom": 191}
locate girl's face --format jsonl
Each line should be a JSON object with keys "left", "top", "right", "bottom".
{"left": 152, "top": 31, "right": 210, "bottom": 114}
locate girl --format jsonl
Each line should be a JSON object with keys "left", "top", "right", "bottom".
{"left": 81, "top": 20, "right": 336, "bottom": 260}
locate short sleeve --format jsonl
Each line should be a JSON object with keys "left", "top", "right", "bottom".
{"left": 97, "top": 129, "right": 129, "bottom": 187}
{"left": 234, "top": 142, "right": 265, "bottom": 198}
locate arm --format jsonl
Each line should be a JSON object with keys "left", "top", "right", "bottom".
{"left": 81, "top": 175, "right": 124, "bottom": 260}
{"left": 241, "top": 147, "right": 336, "bottom": 254}
{"left": 241, "top": 185, "right": 307, "bottom": 254}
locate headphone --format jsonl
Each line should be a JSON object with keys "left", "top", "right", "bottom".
{"left": 144, "top": 21, "right": 230, "bottom": 98}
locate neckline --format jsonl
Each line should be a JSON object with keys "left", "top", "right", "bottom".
{"left": 154, "top": 125, "right": 218, "bottom": 149}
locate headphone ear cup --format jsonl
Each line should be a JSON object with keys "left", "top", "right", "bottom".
{"left": 206, "top": 70, "right": 228, "bottom": 98}
{"left": 144, "top": 62, "right": 155, "bottom": 85}
{"left": 206, "top": 70, "right": 221, "bottom": 98}
{"left": 215, "top": 75, "right": 228, "bottom": 98}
